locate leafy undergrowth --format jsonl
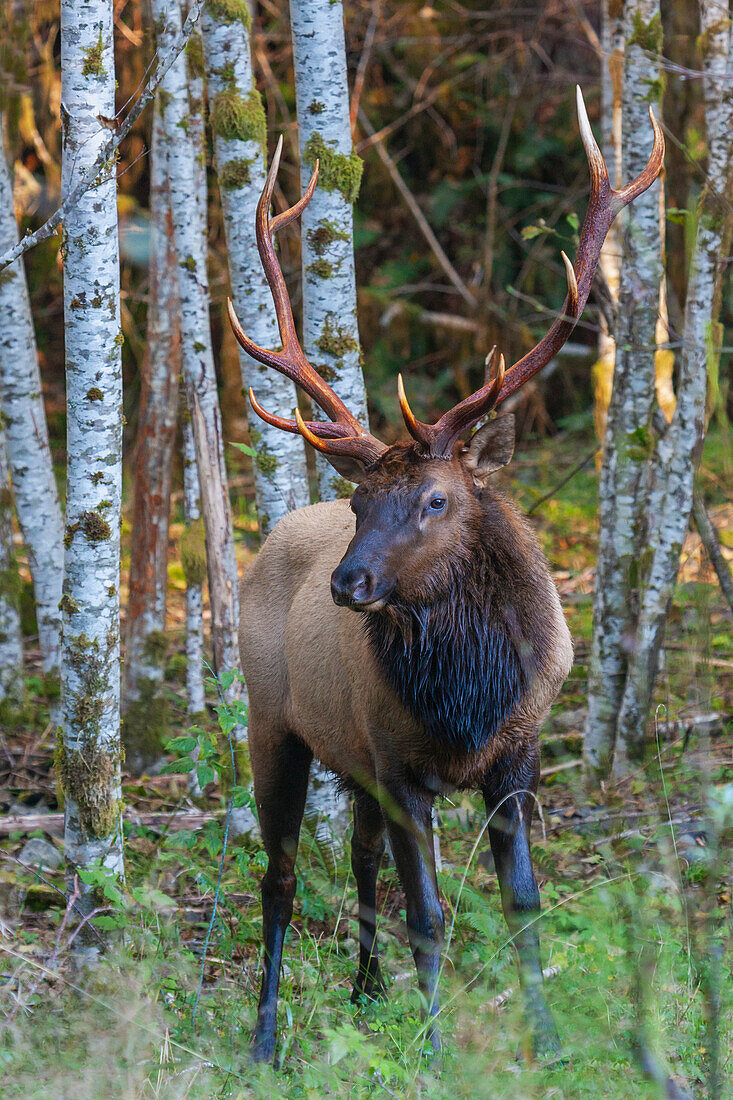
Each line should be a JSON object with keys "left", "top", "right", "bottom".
{"left": 1, "top": 421, "right": 731, "bottom": 1097}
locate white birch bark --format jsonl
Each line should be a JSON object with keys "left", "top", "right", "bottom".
{"left": 123, "top": 98, "right": 179, "bottom": 768}
{"left": 615, "top": 4, "right": 733, "bottom": 757}
{"left": 584, "top": 0, "right": 664, "bottom": 779}
{"left": 181, "top": 403, "right": 206, "bottom": 717}
{"left": 290, "top": 0, "right": 369, "bottom": 502}
{"left": 0, "top": 118, "right": 64, "bottom": 682}
{"left": 0, "top": 422, "right": 23, "bottom": 702}
{"left": 152, "top": 0, "right": 243, "bottom": 717}
{"left": 202, "top": 2, "right": 310, "bottom": 536}
{"left": 289, "top": 0, "right": 366, "bottom": 828}
{"left": 60, "top": 0, "right": 124, "bottom": 900}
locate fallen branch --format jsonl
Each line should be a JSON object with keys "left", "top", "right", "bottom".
{"left": 0, "top": 1, "right": 202, "bottom": 272}
{"left": 691, "top": 490, "right": 733, "bottom": 614}
{"left": 485, "top": 964, "right": 562, "bottom": 1012}
{"left": 540, "top": 758, "right": 582, "bottom": 777}
{"left": 0, "top": 808, "right": 220, "bottom": 837}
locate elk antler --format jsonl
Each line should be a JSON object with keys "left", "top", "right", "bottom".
{"left": 397, "top": 86, "right": 664, "bottom": 457}
{"left": 228, "top": 135, "right": 386, "bottom": 469}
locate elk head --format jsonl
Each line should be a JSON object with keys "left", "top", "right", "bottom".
{"left": 229, "top": 88, "right": 664, "bottom": 611}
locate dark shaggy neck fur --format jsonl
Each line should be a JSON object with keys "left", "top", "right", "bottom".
{"left": 364, "top": 491, "right": 549, "bottom": 753}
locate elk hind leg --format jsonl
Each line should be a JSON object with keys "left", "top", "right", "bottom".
{"left": 251, "top": 730, "right": 312, "bottom": 1065}
{"left": 381, "top": 780, "right": 443, "bottom": 1055}
{"left": 350, "top": 787, "right": 386, "bottom": 1002}
{"left": 483, "top": 764, "right": 560, "bottom": 1057}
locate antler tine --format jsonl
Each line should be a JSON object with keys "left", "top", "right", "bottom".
{"left": 388, "top": 86, "right": 655, "bottom": 459}
{"left": 229, "top": 140, "right": 387, "bottom": 470}
{"left": 397, "top": 373, "right": 434, "bottom": 449}
{"left": 294, "top": 409, "right": 386, "bottom": 466}
{"left": 228, "top": 137, "right": 359, "bottom": 430}
{"left": 397, "top": 350, "right": 506, "bottom": 458}
{"left": 248, "top": 388, "right": 352, "bottom": 439}
{"left": 493, "top": 85, "right": 664, "bottom": 407}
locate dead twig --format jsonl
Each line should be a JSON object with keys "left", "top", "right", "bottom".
{"left": 350, "top": 1, "right": 380, "bottom": 137}
{"left": 357, "top": 107, "right": 477, "bottom": 308}
{"left": 527, "top": 448, "right": 599, "bottom": 515}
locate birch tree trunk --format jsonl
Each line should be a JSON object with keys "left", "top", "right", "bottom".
{"left": 181, "top": 403, "right": 206, "bottom": 717}
{"left": 0, "top": 118, "right": 64, "bottom": 683}
{"left": 123, "top": 98, "right": 179, "bottom": 770}
{"left": 59, "top": 0, "right": 124, "bottom": 900}
{"left": 289, "top": 0, "right": 365, "bottom": 836}
{"left": 0, "top": 422, "right": 23, "bottom": 702}
{"left": 290, "top": 0, "right": 369, "bottom": 503}
{"left": 614, "top": 4, "right": 733, "bottom": 758}
{"left": 152, "top": 0, "right": 243, "bottom": 716}
{"left": 584, "top": 0, "right": 664, "bottom": 779}
{"left": 202, "top": 2, "right": 309, "bottom": 536}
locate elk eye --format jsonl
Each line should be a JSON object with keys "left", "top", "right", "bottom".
{"left": 429, "top": 496, "right": 446, "bottom": 511}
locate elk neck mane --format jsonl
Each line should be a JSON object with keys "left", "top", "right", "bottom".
{"left": 364, "top": 493, "right": 547, "bottom": 753}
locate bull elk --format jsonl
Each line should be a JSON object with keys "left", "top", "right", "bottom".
{"left": 228, "top": 88, "right": 663, "bottom": 1064}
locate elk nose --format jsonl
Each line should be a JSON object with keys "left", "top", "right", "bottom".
{"left": 331, "top": 563, "right": 376, "bottom": 608}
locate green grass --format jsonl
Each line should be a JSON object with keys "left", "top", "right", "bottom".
{"left": 2, "top": 749, "right": 731, "bottom": 1098}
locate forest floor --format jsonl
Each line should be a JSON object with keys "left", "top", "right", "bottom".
{"left": 0, "top": 419, "right": 731, "bottom": 1099}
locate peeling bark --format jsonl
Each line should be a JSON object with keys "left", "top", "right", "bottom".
{"left": 585, "top": 0, "right": 664, "bottom": 779}
{"left": 0, "top": 420, "right": 23, "bottom": 702}
{"left": 290, "top": 0, "right": 369, "bottom": 502}
{"left": 123, "top": 98, "right": 179, "bottom": 768}
{"left": 202, "top": 2, "right": 309, "bottom": 536}
{"left": 152, "top": 0, "right": 243, "bottom": 717}
{"left": 0, "top": 118, "right": 64, "bottom": 681}
{"left": 60, "top": 0, "right": 124, "bottom": 902}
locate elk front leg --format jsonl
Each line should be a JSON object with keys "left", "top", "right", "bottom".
{"left": 379, "top": 777, "right": 444, "bottom": 1055}
{"left": 351, "top": 787, "right": 386, "bottom": 1001}
{"left": 251, "top": 731, "right": 312, "bottom": 1065}
{"left": 483, "top": 758, "right": 560, "bottom": 1057}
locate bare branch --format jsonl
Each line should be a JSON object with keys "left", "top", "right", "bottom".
{"left": 691, "top": 491, "right": 733, "bottom": 615}
{"left": 0, "top": 1, "right": 203, "bottom": 273}
{"left": 358, "top": 107, "right": 477, "bottom": 308}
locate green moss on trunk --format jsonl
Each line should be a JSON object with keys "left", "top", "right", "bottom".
{"left": 307, "top": 258, "right": 334, "bottom": 280}
{"left": 308, "top": 220, "right": 349, "bottom": 255}
{"left": 303, "top": 133, "right": 363, "bottom": 203}
{"left": 219, "top": 157, "right": 253, "bottom": 190}
{"left": 205, "top": 0, "right": 252, "bottom": 27}
{"left": 628, "top": 11, "right": 663, "bottom": 52}
{"left": 211, "top": 89, "right": 266, "bottom": 151}
{"left": 55, "top": 735, "right": 121, "bottom": 839}
{"left": 315, "top": 315, "right": 358, "bottom": 360}
{"left": 81, "top": 29, "right": 105, "bottom": 78}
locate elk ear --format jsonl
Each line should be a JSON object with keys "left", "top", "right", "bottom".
{"left": 464, "top": 414, "right": 515, "bottom": 485}
{"left": 320, "top": 453, "right": 367, "bottom": 485}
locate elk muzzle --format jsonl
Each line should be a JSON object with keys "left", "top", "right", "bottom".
{"left": 330, "top": 559, "right": 394, "bottom": 610}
